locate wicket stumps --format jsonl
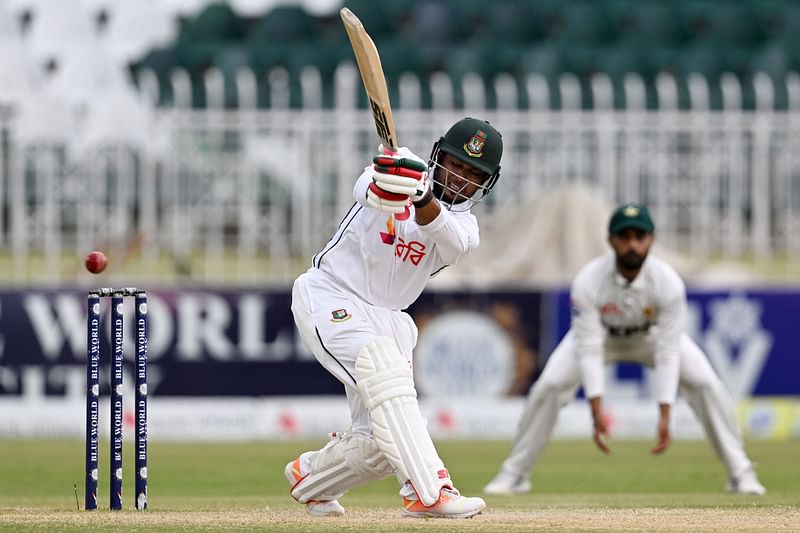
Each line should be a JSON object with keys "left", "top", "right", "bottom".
{"left": 85, "top": 287, "right": 148, "bottom": 511}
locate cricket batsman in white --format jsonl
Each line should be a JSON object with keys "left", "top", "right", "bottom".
{"left": 484, "top": 203, "right": 766, "bottom": 496}
{"left": 286, "top": 118, "right": 503, "bottom": 518}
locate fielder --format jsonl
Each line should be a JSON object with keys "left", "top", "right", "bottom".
{"left": 484, "top": 203, "right": 766, "bottom": 496}
{"left": 286, "top": 118, "right": 503, "bottom": 518}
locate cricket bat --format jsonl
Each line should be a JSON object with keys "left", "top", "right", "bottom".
{"left": 340, "top": 7, "right": 398, "bottom": 152}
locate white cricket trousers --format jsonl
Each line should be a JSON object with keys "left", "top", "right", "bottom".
{"left": 291, "top": 268, "right": 418, "bottom": 435}
{"left": 500, "top": 331, "right": 754, "bottom": 481}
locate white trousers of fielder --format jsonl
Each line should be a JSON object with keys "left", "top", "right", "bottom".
{"left": 499, "top": 331, "right": 755, "bottom": 482}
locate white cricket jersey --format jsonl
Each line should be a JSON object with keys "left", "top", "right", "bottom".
{"left": 569, "top": 252, "right": 686, "bottom": 404}
{"left": 311, "top": 165, "right": 479, "bottom": 310}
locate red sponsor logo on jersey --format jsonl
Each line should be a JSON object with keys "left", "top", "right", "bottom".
{"left": 380, "top": 215, "right": 396, "bottom": 245}
{"left": 600, "top": 302, "right": 621, "bottom": 315}
{"left": 437, "top": 469, "right": 450, "bottom": 480}
{"left": 380, "top": 210, "right": 411, "bottom": 245}
{"left": 395, "top": 238, "right": 427, "bottom": 265}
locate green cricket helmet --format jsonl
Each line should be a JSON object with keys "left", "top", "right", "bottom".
{"left": 429, "top": 117, "right": 503, "bottom": 211}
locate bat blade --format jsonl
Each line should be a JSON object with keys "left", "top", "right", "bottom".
{"left": 340, "top": 7, "right": 398, "bottom": 152}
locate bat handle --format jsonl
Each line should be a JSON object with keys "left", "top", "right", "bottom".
{"left": 377, "top": 144, "right": 405, "bottom": 220}
{"left": 379, "top": 143, "right": 398, "bottom": 156}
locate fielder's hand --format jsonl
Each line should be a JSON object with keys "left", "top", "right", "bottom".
{"left": 650, "top": 411, "right": 671, "bottom": 455}
{"left": 593, "top": 416, "right": 611, "bottom": 455}
{"left": 589, "top": 397, "right": 611, "bottom": 454}
{"left": 366, "top": 145, "right": 429, "bottom": 213}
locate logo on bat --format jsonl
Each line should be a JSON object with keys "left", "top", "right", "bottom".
{"left": 370, "top": 98, "right": 394, "bottom": 147}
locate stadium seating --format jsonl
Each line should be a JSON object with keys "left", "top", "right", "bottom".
{"left": 554, "top": 0, "right": 614, "bottom": 46}
{"left": 614, "top": 0, "right": 687, "bottom": 47}
{"left": 99, "top": 0, "right": 176, "bottom": 66}
{"left": 23, "top": 0, "right": 96, "bottom": 64}
{"left": 0, "top": 0, "right": 798, "bottom": 111}
{"left": 5, "top": 0, "right": 800, "bottom": 288}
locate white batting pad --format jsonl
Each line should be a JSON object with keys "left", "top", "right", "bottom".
{"left": 356, "top": 336, "right": 451, "bottom": 506}
{"left": 291, "top": 432, "right": 393, "bottom": 503}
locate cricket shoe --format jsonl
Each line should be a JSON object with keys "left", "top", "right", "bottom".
{"left": 483, "top": 470, "right": 532, "bottom": 495}
{"left": 284, "top": 456, "right": 345, "bottom": 516}
{"left": 725, "top": 465, "right": 766, "bottom": 495}
{"left": 401, "top": 487, "right": 485, "bottom": 519}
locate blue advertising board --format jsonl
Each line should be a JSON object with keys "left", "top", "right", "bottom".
{"left": 0, "top": 288, "right": 543, "bottom": 399}
{"left": 0, "top": 289, "right": 341, "bottom": 397}
{"left": 0, "top": 287, "right": 796, "bottom": 400}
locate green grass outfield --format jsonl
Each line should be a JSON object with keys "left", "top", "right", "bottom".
{"left": 0, "top": 439, "right": 797, "bottom": 532}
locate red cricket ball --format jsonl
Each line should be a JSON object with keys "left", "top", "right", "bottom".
{"left": 85, "top": 251, "right": 108, "bottom": 274}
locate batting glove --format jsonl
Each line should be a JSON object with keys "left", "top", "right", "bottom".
{"left": 371, "top": 144, "right": 430, "bottom": 202}
{"left": 366, "top": 181, "right": 410, "bottom": 214}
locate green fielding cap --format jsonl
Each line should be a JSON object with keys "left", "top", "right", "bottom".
{"left": 608, "top": 203, "right": 655, "bottom": 234}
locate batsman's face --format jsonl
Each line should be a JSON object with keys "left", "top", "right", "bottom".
{"left": 609, "top": 228, "right": 654, "bottom": 272}
{"left": 431, "top": 153, "right": 489, "bottom": 205}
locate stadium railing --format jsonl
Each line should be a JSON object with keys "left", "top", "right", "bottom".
{"left": 2, "top": 64, "right": 800, "bottom": 285}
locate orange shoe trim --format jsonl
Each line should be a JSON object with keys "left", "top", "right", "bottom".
{"left": 403, "top": 484, "right": 455, "bottom": 510}
{"left": 287, "top": 458, "right": 309, "bottom": 502}
{"left": 288, "top": 459, "right": 303, "bottom": 482}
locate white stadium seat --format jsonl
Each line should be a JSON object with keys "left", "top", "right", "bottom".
{"left": 0, "top": 41, "right": 42, "bottom": 104}
{"left": 101, "top": 0, "right": 177, "bottom": 66}
{"left": 43, "top": 42, "right": 129, "bottom": 108}
{"left": 23, "top": 0, "right": 96, "bottom": 63}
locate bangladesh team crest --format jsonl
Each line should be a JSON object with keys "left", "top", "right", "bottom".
{"left": 330, "top": 309, "right": 352, "bottom": 322}
{"left": 463, "top": 130, "right": 486, "bottom": 158}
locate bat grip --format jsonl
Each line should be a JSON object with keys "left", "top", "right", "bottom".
{"left": 379, "top": 144, "right": 397, "bottom": 156}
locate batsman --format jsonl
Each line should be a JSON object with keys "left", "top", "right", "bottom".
{"left": 286, "top": 118, "right": 502, "bottom": 518}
